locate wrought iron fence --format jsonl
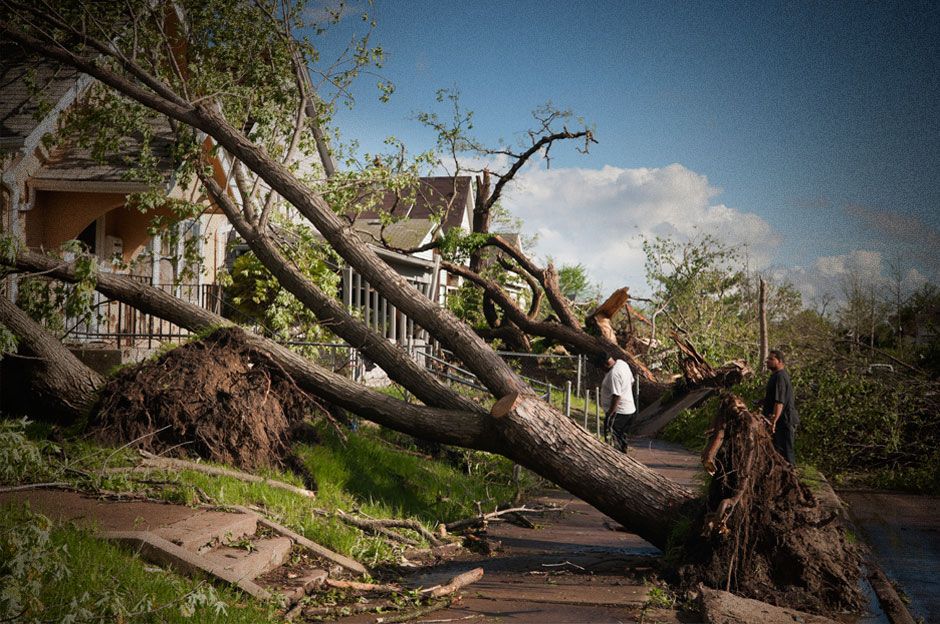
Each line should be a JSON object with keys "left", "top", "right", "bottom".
{"left": 64, "top": 281, "right": 223, "bottom": 349}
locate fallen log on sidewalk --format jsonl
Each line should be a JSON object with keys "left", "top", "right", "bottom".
{"left": 422, "top": 567, "right": 485, "bottom": 598}
{"left": 698, "top": 587, "right": 840, "bottom": 624}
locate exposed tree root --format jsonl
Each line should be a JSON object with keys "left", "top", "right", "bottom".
{"left": 678, "top": 393, "right": 865, "bottom": 616}
{"left": 90, "top": 327, "right": 319, "bottom": 471}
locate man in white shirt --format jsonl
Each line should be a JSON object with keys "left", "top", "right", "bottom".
{"left": 596, "top": 353, "right": 637, "bottom": 453}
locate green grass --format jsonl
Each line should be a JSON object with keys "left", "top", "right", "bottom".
{"left": 797, "top": 464, "right": 826, "bottom": 492}
{"left": 1, "top": 503, "right": 275, "bottom": 623}
{"left": 0, "top": 414, "right": 526, "bottom": 622}
{"left": 645, "top": 585, "right": 676, "bottom": 609}
{"left": 300, "top": 425, "right": 520, "bottom": 523}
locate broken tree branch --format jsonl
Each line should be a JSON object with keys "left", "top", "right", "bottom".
{"left": 444, "top": 505, "right": 561, "bottom": 533}
{"left": 109, "top": 451, "right": 318, "bottom": 498}
{"left": 422, "top": 567, "right": 484, "bottom": 598}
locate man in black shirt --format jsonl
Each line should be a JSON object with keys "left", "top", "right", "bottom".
{"left": 760, "top": 349, "right": 799, "bottom": 465}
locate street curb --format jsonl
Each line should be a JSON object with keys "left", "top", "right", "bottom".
{"left": 812, "top": 474, "right": 916, "bottom": 624}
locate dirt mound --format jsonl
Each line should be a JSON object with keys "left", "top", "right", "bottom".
{"left": 90, "top": 327, "right": 316, "bottom": 471}
{"left": 678, "top": 393, "right": 864, "bottom": 616}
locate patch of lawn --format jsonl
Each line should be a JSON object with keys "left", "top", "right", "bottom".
{"left": 1, "top": 503, "right": 275, "bottom": 623}
{"left": 297, "top": 424, "right": 521, "bottom": 524}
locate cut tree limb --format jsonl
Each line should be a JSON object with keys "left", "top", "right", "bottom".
{"left": 698, "top": 587, "right": 840, "bottom": 624}
{"left": 422, "top": 567, "right": 484, "bottom": 598}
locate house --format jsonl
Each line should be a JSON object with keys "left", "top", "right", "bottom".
{"left": 338, "top": 176, "right": 476, "bottom": 353}
{"left": 1, "top": 45, "right": 232, "bottom": 363}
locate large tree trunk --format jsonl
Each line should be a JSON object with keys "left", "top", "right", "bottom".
{"left": 492, "top": 393, "right": 693, "bottom": 545}
{"left": 0, "top": 296, "right": 103, "bottom": 421}
{"left": 6, "top": 250, "right": 695, "bottom": 549}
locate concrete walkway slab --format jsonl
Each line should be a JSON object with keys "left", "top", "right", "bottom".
{"left": 152, "top": 510, "right": 258, "bottom": 551}
{"left": 0, "top": 489, "right": 201, "bottom": 532}
{"left": 202, "top": 536, "right": 292, "bottom": 580}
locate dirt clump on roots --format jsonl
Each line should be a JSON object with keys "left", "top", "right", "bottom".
{"left": 90, "top": 327, "right": 317, "bottom": 471}
{"left": 677, "top": 393, "right": 865, "bottom": 616}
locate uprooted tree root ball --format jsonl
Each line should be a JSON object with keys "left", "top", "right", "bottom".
{"left": 677, "top": 393, "right": 865, "bottom": 615}
{"left": 91, "top": 327, "right": 319, "bottom": 471}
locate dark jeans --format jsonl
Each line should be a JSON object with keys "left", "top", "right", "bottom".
{"left": 609, "top": 413, "right": 635, "bottom": 453}
{"left": 773, "top": 421, "right": 796, "bottom": 465}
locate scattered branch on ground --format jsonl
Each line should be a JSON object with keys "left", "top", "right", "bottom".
{"left": 104, "top": 451, "right": 317, "bottom": 498}
{"left": 444, "top": 504, "right": 562, "bottom": 533}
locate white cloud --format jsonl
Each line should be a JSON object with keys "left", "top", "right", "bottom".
{"left": 499, "top": 163, "right": 779, "bottom": 294}
{"left": 771, "top": 250, "right": 930, "bottom": 310}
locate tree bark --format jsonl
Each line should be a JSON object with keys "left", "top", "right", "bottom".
{"left": 491, "top": 392, "right": 694, "bottom": 547}
{"left": 0, "top": 296, "right": 103, "bottom": 422}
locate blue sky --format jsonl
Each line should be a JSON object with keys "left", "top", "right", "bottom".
{"left": 314, "top": 1, "right": 939, "bottom": 301}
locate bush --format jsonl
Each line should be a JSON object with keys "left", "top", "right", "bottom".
{"left": 662, "top": 367, "right": 940, "bottom": 494}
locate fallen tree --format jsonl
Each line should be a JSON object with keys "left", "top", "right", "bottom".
{"left": 0, "top": 295, "right": 102, "bottom": 421}
{"left": 5, "top": 248, "right": 692, "bottom": 550}
{"left": 0, "top": 1, "right": 865, "bottom": 613}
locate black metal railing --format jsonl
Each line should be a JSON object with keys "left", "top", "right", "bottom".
{"left": 64, "top": 282, "right": 223, "bottom": 349}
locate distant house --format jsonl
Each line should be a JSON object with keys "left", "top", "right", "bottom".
{"left": 1, "top": 46, "right": 232, "bottom": 357}
{"left": 338, "top": 176, "right": 476, "bottom": 351}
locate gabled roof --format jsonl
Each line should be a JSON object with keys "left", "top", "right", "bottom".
{"left": 30, "top": 117, "right": 176, "bottom": 190}
{"left": 353, "top": 176, "right": 474, "bottom": 234}
{"left": 2, "top": 43, "right": 177, "bottom": 191}
{"left": 352, "top": 218, "right": 435, "bottom": 251}
{"left": 0, "top": 43, "right": 82, "bottom": 149}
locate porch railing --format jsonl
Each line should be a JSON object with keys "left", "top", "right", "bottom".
{"left": 65, "top": 282, "right": 223, "bottom": 349}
